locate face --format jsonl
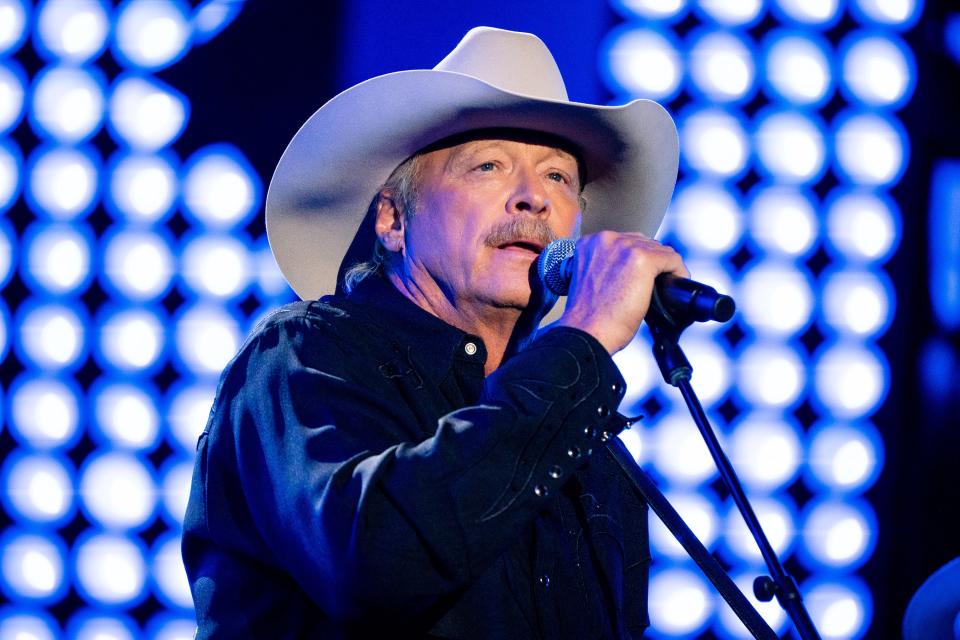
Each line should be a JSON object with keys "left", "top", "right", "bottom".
{"left": 379, "top": 137, "right": 583, "bottom": 313}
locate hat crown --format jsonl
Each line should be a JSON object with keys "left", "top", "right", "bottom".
{"left": 434, "top": 27, "right": 569, "bottom": 101}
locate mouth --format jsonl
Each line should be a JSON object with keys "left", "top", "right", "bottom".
{"left": 497, "top": 240, "right": 545, "bottom": 255}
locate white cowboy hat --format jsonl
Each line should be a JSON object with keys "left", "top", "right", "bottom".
{"left": 266, "top": 26, "right": 679, "bottom": 300}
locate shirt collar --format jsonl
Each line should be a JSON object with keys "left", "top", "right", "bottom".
{"left": 342, "top": 274, "right": 488, "bottom": 383}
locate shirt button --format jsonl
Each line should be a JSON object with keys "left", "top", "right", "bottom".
{"left": 534, "top": 484, "right": 549, "bottom": 497}
{"left": 548, "top": 465, "right": 563, "bottom": 479}
{"left": 464, "top": 342, "right": 478, "bottom": 356}
{"left": 538, "top": 574, "right": 550, "bottom": 589}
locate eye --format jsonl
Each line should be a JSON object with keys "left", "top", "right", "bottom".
{"left": 476, "top": 161, "right": 496, "bottom": 172}
{"left": 547, "top": 171, "right": 570, "bottom": 184}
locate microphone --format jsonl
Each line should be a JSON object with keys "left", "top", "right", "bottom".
{"left": 537, "top": 239, "right": 736, "bottom": 324}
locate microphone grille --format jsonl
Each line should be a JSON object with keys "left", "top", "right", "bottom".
{"left": 537, "top": 239, "right": 576, "bottom": 296}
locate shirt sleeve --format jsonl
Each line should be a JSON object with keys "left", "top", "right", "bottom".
{"left": 194, "top": 310, "right": 627, "bottom": 624}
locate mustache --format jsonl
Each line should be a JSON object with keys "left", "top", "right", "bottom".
{"left": 483, "top": 217, "right": 559, "bottom": 250}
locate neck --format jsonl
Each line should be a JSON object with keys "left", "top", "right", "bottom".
{"left": 386, "top": 272, "right": 531, "bottom": 376}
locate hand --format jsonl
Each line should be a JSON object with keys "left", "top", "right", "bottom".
{"left": 552, "top": 231, "right": 688, "bottom": 354}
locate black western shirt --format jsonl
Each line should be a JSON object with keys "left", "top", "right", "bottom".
{"left": 182, "top": 275, "right": 650, "bottom": 638}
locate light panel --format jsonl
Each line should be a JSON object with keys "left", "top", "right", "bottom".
{"left": 849, "top": 0, "right": 921, "bottom": 28}
{"left": 181, "top": 145, "right": 260, "bottom": 229}
{"left": 173, "top": 304, "right": 241, "bottom": 376}
{"left": 772, "top": 0, "right": 842, "bottom": 26}
{"left": 16, "top": 303, "right": 86, "bottom": 371}
{"left": 754, "top": 109, "right": 827, "bottom": 184}
{"left": 651, "top": 410, "right": 721, "bottom": 486}
{"left": 821, "top": 270, "right": 893, "bottom": 337}
{"left": 73, "top": 533, "right": 147, "bottom": 607}
{"left": 806, "top": 422, "right": 883, "bottom": 493}
{"left": 748, "top": 186, "right": 818, "bottom": 257}
{"left": 729, "top": 413, "right": 802, "bottom": 492}
{"left": 79, "top": 452, "right": 157, "bottom": 530}
{"left": 91, "top": 382, "right": 161, "bottom": 450}
{"left": 694, "top": 0, "right": 765, "bottom": 27}
{"left": 108, "top": 74, "right": 188, "bottom": 151}
{"left": 670, "top": 181, "right": 744, "bottom": 254}
{"left": 813, "top": 343, "right": 888, "bottom": 420}
{"left": 601, "top": 26, "right": 683, "bottom": 100}
{"left": 721, "top": 496, "right": 796, "bottom": 564}
{"left": 840, "top": 32, "right": 914, "bottom": 108}
{"left": 687, "top": 29, "right": 756, "bottom": 104}
{"left": 29, "top": 65, "right": 106, "bottom": 143}
{"left": 800, "top": 499, "right": 876, "bottom": 571}
{"left": 8, "top": 376, "right": 82, "bottom": 450}
{"left": 180, "top": 234, "right": 252, "bottom": 299}
{"left": 106, "top": 151, "right": 179, "bottom": 222}
{"left": 0, "top": 140, "right": 21, "bottom": 214}
{"left": 736, "top": 343, "right": 805, "bottom": 409}
{"left": 23, "top": 222, "right": 93, "bottom": 296}
{"left": 0, "top": 0, "right": 30, "bottom": 55}
{"left": 679, "top": 108, "right": 750, "bottom": 179}
{"left": 102, "top": 228, "right": 175, "bottom": 301}
{"left": 648, "top": 568, "right": 714, "bottom": 636}
{"left": 2, "top": 452, "right": 75, "bottom": 526}
{"left": 96, "top": 306, "right": 166, "bottom": 373}
{"left": 26, "top": 145, "right": 100, "bottom": 219}
{"left": 762, "top": 30, "right": 833, "bottom": 107}
{"left": 833, "top": 111, "right": 907, "bottom": 186}
{"left": 0, "top": 60, "right": 26, "bottom": 135}
{"left": 0, "top": 531, "right": 67, "bottom": 604}
{"left": 825, "top": 188, "right": 900, "bottom": 262}
{"left": 34, "top": 0, "right": 110, "bottom": 63}
{"left": 150, "top": 534, "right": 192, "bottom": 610}
{"left": 112, "top": 0, "right": 191, "bottom": 71}
{"left": 738, "top": 262, "right": 814, "bottom": 337}
{"left": 649, "top": 490, "right": 720, "bottom": 559}
{"left": 802, "top": 578, "right": 871, "bottom": 639}
{"left": 67, "top": 612, "right": 137, "bottom": 640}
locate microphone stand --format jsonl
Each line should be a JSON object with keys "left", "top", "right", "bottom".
{"left": 644, "top": 290, "right": 822, "bottom": 640}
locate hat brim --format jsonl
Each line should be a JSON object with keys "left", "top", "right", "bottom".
{"left": 266, "top": 68, "right": 679, "bottom": 300}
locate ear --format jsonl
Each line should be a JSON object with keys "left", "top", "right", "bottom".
{"left": 374, "top": 190, "right": 406, "bottom": 254}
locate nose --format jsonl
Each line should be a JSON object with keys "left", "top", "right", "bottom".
{"left": 506, "top": 169, "right": 549, "bottom": 216}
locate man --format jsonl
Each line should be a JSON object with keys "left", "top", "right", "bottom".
{"left": 182, "top": 27, "right": 685, "bottom": 638}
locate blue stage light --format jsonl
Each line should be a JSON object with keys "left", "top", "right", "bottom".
{"left": 1, "top": 451, "right": 75, "bottom": 527}
{"left": 158, "top": 457, "right": 192, "bottom": 527}
{"left": 824, "top": 188, "right": 900, "bottom": 263}
{"left": 753, "top": 108, "right": 828, "bottom": 184}
{"left": 180, "top": 233, "right": 253, "bottom": 299}
{"left": 112, "top": 0, "right": 191, "bottom": 71}
{"left": 738, "top": 261, "right": 814, "bottom": 337}
{"left": 651, "top": 410, "right": 720, "bottom": 486}
{"left": 679, "top": 107, "right": 750, "bottom": 179}
{"left": 0, "top": 529, "right": 68, "bottom": 604}
{"left": 600, "top": 25, "right": 684, "bottom": 101}
{"left": 687, "top": 29, "right": 757, "bottom": 104}
{"left": 849, "top": 0, "right": 922, "bottom": 29}
{"left": 26, "top": 144, "right": 101, "bottom": 220}
{"left": 0, "top": 218, "right": 15, "bottom": 289}
{"left": 771, "top": 0, "right": 843, "bottom": 27}
{"left": 946, "top": 14, "right": 960, "bottom": 65}
{"left": 90, "top": 381, "right": 161, "bottom": 451}
{"left": 172, "top": 303, "right": 241, "bottom": 377}
{"left": 150, "top": 533, "right": 192, "bottom": 611}
{"left": 821, "top": 270, "right": 893, "bottom": 338}
{"left": 72, "top": 532, "right": 148, "bottom": 607}
{"left": 107, "top": 74, "right": 188, "bottom": 151}
{"left": 802, "top": 577, "right": 872, "bottom": 639}
{"left": 253, "top": 239, "right": 293, "bottom": 301}
{"left": 736, "top": 343, "right": 805, "bottom": 409}
{"left": 0, "top": 0, "right": 30, "bottom": 56}
{"left": 611, "top": 334, "right": 660, "bottom": 409}
{"left": 78, "top": 451, "right": 157, "bottom": 531}
{"left": 670, "top": 181, "right": 744, "bottom": 255}
{"left": 0, "top": 59, "right": 27, "bottom": 135}
{"left": 0, "top": 607, "right": 60, "bottom": 639}
{"left": 833, "top": 110, "right": 907, "bottom": 186}
{"left": 165, "top": 382, "right": 216, "bottom": 453}
{"left": 799, "top": 498, "right": 876, "bottom": 571}
{"left": 813, "top": 343, "right": 888, "bottom": 421}
{"left": 806, "top": 422, "right": 883, "bottom": 494}
{"left": 714, "top": 571, "right": 789, "bottom": 639}
{"left": 930, "top": 160, "right": 960, "bottom": 330}
{"left": 15, "top": 302, "right": 87, "bottom": 372}
{"left": 28, "top": 65, "right": 106, "bottom": 144}
{"left": 95, "top": 305, "right": 167, "bottom": 374}
{"left": 840, "top": 32, "right": 915, "bottom": 109}
{"left": 761, "top": 30, "right": 833, "bottom": 107}
{"left": 748, "top": 185, "right": 818, "bottom": 257}
{"left": 0, "top": 299, "right": 9, "bottom": 364}
{"left": 144, "top": 614, "right": 197, "bottom": 640}
{"left": 33, "top": 0, "right": 110, "bottom": 64}
{"left": 721, "top": 494, "right": 797, "bottom": 564}
{"left": 681, "top": 335, "right": 732, "bottom": 403}
{"left": 193, "top": 0, "right": 246, "bottom": 44}
{"left": 101, "top": 227, "right": 175, "bottom": 302}
{"left": 649, "top": 489, "right": 721, "bottom": 559}
{"left": 181, "top": 144, "right": 260, "bottom": 229}
{"left": 66, "top": 610, "right": 138, "bottom": 640}
{"left": 648, "top": 567, "right": 715, "bottom": 636}
{"left": 105, "top": 150, "right": 179, "bottom": 223}
{"left": 729, "top": 413, "right": 803, "bottom": 493}
{"left": 22, "top": 222, "right": 94, "bottom": 296}
{"left": 0, "top": 140, "right": 22, "bottom": 216}
{"left": 8, "top": 375, "right": 83, "bottom": 450}
{"left": 693, "top": 0, "right": 765, "bottom": 27}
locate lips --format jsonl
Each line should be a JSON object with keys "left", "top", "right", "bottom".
{"left": 497, "top": 240, "right": 545, "bottom": 254}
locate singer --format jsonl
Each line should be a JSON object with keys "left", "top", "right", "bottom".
{"left": 182, "top": 27, "right": 689, "bottom": 638}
